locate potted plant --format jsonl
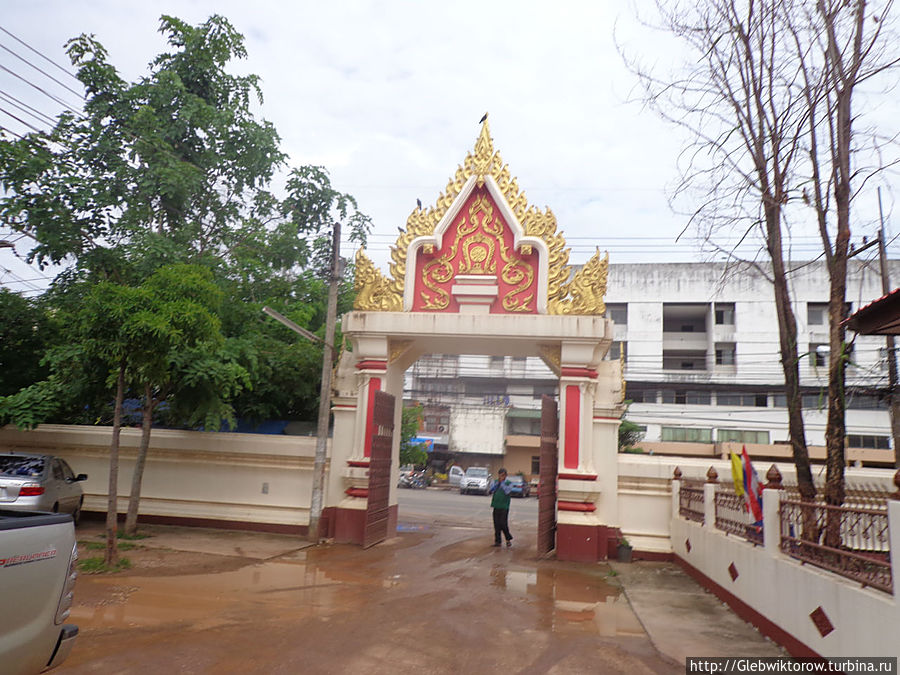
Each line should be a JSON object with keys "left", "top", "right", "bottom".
{"left": 616, "top": 536, "right": 633, "bottom": 563}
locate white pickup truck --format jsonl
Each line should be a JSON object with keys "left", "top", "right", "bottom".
{"left": 0, "top": 510, "right": 79, "bottom": 674}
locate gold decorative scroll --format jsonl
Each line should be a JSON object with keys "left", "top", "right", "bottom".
{"left": 389, "top": 340, "right": 414, "bottom": 364}
{"left": 551, "top": 249, "right": 608, "bottom": 316}
{"left": 353, "top": 116, "right": 607, "bottom": 315}
{"left": 353, "top": 250, "right": 401, "bottom": 311}
{"left": 539, "top": 345, "right": 561, "bottom": 375}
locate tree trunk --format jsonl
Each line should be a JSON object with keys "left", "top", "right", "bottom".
{"left": 765, "top": 203, "right": 817, "bottom": 502}
{"left": 105, "top": 362, "right": 125, "bottom": 567}
{"left": 820, "top": 0, "right": 861, "bottom": 518}
{"left": 124, "top": 383, "right": 154, "bottom": 536}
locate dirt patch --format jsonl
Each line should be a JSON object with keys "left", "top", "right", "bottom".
{"left": 77, "top": 541, "right": 255, "bottom": 578}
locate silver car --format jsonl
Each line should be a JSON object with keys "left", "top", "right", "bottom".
{"left": 0, "top": 453, "right": 87, "bottom": 524}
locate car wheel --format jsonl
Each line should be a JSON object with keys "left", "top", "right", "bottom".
{"left": 72, "top": 497, "right": 83, "bottom": 526}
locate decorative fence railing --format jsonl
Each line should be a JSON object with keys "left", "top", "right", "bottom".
{"left": 714, "top": 489, "right": 763, "bottom": 545}
{"left": 674, "top": 465, "right": 897, "bottom": 596}
{"left": 779, "top": 498, "right": 892, "bottom": 594}
{"left": 679, "top": 482, "right": 705, "bottom": 524}
{"left": 784, "top": 483, "right": 891, "bottom": 511}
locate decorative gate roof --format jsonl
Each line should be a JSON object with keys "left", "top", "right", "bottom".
{"left": 354, "top": 118, "right": 608, "bottom": 315}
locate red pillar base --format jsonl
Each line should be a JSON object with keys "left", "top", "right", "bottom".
{"left": 324, "top": 504, "right": 399, "bottom": 546}
{"left": 556, "top": 523, "right": 616, "bottom": 562}
{"left": 333, "top": 507, "right": 367, "bottom": 544}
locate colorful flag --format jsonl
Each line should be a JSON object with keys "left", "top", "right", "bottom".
{"left": 730, "top": 451, "right": 744, "bottom": 497}
{"left": 741, "top": 445, "right": 763, "bottom": 523}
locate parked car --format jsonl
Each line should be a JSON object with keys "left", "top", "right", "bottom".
{"left": 0, "top": 510, "right": 79, "bottom": 674}
{"left": 447, "top": 465, "right": 465, "bottom": 487}
{"left": 460, "top": 466, "right": 491, "bottom": 495}
{"left": 507, "top": 475, "right": 530, "bottom": 497}
{"left": 0, "top": 453, "right": 87, "bottom": 525}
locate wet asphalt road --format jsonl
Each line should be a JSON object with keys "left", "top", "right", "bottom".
{"left": 58, "top": 491, "right": 680, "bottom": 675}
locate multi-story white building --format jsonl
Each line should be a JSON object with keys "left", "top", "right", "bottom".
{"left": 405, "top": 259, "right": 900, "bottom": 473}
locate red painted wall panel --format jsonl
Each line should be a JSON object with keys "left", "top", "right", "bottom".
{"left": 564, "top": 385, "right": 580, "bottom": 469}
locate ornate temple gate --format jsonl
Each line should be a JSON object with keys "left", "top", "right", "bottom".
{"left": 537, "top": 395, "right": 558, "bottom": 556}
{"left": 323, "top": 118, "right": 626, "bottom": 561}
{"left": 363, "top": 391, "right": 394, "bottom": 548}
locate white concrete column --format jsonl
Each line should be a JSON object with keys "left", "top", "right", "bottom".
{"left": 889, "top": 500, "right": 900, "bottom": 600}
{"left": 671, "top": 479, "right": 681, "bottom": 519}
{"left": 703, "top": 482, "right": 716, "bottom": 529}
{"left": 763, "top": 488, "right": 782, "bottom": 557}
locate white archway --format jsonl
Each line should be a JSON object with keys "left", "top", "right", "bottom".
{"left": 323, "top": 120, "right": 625, "bottom": 561}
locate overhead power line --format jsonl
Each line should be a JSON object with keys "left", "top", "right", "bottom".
{"left": 0, "top": 42, "right": 84, "bottom": 99}
{"left": 0, "top": 64, "right": 81, "bottom": 115}
{"left": 0, "top": 104, "right": 43, "bottom": 133}
{"left": 0, "top": 89, "right": 57, "bottom": 126}
{"left": 0, "top": 25, "right": 80, "bottom": 82}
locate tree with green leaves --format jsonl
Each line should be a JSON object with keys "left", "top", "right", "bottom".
{"left": 0, "top": 14, "right": 375, "bottom": 555}
{"left": 0, "top": 289, "right": 49, "bottom": 396}
{"left": 400, "top": 404, "right": 428, "bottom": 467}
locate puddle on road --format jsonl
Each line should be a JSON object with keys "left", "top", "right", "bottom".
{"left": 72, "top": 555, "right": 398, "bottom": 631}
{"left": 71, "top": 530, "right": 645, "bottom": 641}
{"left": 488, "top": 565, "right": 645, "bottom": 637}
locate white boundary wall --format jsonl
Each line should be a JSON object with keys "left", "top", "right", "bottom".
{"left": 0, "top": 424, "right": 320, "bottom": 529}
{"left": 4, "top": 423, "right": 898, "bottom": 655}
{"left": 669, "top": 488, "right": 900, "bottom": 658}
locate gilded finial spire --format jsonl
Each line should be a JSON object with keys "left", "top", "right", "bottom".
{"left": 469, "top": 114, "right": 494, "bottom": 185}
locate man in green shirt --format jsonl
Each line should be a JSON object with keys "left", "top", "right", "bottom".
{"left": 489, "top": 468, "right": 514, "bottom": 547}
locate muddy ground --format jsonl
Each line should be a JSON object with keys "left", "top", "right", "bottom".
{"left": 59, "top": 520, "right": 682, "bottom": 674}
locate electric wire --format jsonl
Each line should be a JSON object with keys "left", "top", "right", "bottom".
{"left": 0, "top": 89, "right": 58, "bottom": 126}
{"left": 0, "top": 64, "right": 80, "bottom": 115}
{"left": 0, "top": 25, "right": 80, "bottom": 82}
{"left": 0, "top": 42, "right": 84, "bottom": 100}
{"left": 0, "top": 104, "right": 43, "bottom": 133}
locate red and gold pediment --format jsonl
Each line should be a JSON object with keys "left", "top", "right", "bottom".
{"left": 354, "top": 118, "right": 608, "bottom": 315}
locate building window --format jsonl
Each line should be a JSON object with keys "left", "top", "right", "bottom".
{"left": 609, "top": 341, "right": 627, "bottom": 361}
{"left": 715, "top": 303, "right": 735, "bottom": 325}
{"left": 846, "top": 435, "right": 891, "bottom": 450}
{"left": 715, "top": 343, "right": 735, "bottom": 365}
{"left": 717, "top": 393, "right": 768, "bottom": 407}
{"left": 807, "top": 303, "right": 828, "bottom": 326}
{"left": 845, "top": 393, "right": 887, "bottom": 410}
{"left": 490, "top": 356, "right": 505, "bottom": 366}
{"left": 809, "top": 343, "right": 827, "bottom": 368}
{"left": 628, "top": 389, "right": 654, "bottom": 403}
{"left": 531, "top": 456, "right": 540, "bottom": 474}
{"left": 662, "top": 390, "right": 711, "bottom": 405}
{"left": 717, "top": 429, "right": 770, "bottom": 444}
{"left": 606, "top": 303, "right": 627, "bottom": 325}
{"left": 661, "top": 427, "right": 713, "bottom": 443}
{"left": 663, "top": 351, "right": 707, "bottom": 370}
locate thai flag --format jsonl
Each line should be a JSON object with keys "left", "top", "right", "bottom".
{"left": 741, "top": 445, "right": 763, "bottom": 523}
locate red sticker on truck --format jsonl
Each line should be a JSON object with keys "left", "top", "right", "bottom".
{"left": 0, "top": 547, "right": 58, "bottom": 567}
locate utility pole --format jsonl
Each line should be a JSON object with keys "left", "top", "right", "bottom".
{"left": 308, "top": 220, "right": 342, "bottom": 543}
{"left": 876, "top": 188, "right": 900, "bottom": 469}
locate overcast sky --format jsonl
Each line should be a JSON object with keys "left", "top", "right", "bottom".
{"left": 1, "top": 1, "right": 898, "bottom": 295}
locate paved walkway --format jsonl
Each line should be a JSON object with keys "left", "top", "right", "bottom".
{"left": 60, "top": 517, "right": 785, "bottom": 674}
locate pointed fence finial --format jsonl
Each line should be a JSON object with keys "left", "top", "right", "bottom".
{"left": 706, "top": 466, "right": 719, "bottom": 484}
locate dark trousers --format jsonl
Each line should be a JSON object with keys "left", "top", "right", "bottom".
{"left": 493, "top": 508, "right": 512, "bottom": 543}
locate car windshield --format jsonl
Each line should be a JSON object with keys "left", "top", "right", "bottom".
{"left": 508, "top": 476, "right": 525, "bottom": 484}
{"left": 0, "top": 456, "right": 45, "bottom": 477}
{"left": 466, "top": 468, "right": 488, "bottom": 477}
